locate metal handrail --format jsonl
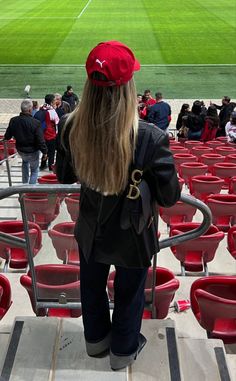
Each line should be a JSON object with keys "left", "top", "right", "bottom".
{"left": 0, "top": 185, "right": 212, "bottom": 314}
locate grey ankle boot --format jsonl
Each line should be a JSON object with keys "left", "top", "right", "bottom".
{"left": 110, "top": 333, "right": 147, "bottom": 371}
{"left": 85, "top": 332, "right": 111, "bottom": 357}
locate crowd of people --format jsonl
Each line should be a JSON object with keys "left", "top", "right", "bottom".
{"left": 3, "top": 84, "right": 236, "bottom": 186}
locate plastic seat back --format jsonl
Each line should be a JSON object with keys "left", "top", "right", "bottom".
{"left": 65, "top": 193, "right": 80, "bottom": 222}
{"left": 0, "top": 221, "right": 42, "bottom": 270}
{"left": 170, "top": 146, "right": 189, "bottom": 155}
{"left": 205, "top": 194, "right": 236, "bottom": 232}
{"left": 229, "top": 176, "right": 236, "bottom": 194}
{"left": 190, "top": 276, "right": 236, "bottom": 343}
{"left": 191, "top": 146, "right": 214, "bottom": 160}
{"left": 23, "top": 194, "right": 60, "bottom": 229}
{"left": 225, "top": 154, "right": 236, "bottom": 164}
{"left": 200, "top": 153, "right": 224, "bottom": 173}
{"left": 0, "top": 274, "right": 12, "bottom": 319}
{"left": 20, "top": 264, "right": 81, "bottom": 317}
{"left": 205, "top": 140, "right": 225, "bottom": 149}
{"left": 107, "top": 267, "right": 179, "bottom": 319}
{"left": 173, "top": 153, "right": 198, "bottom": 172}
{"left": 227, "top": 226, "right": 236, "bottom": 259}
{"left": 48, "top": 222, "right": 79, "bottom": 264}
{"left": 179, "top": 162, "right": 208, "bottom": 185}
{"left": 212, "top": 162, "right": 236, "bottom": 188}
{"left": 189, "top": 175, "right": 224, "bottom": 201}
{"left": 184, "top": 140, "right": 203, "bottom": 150}
{"left": 215, "top": 146, "right": 236, "bottom": 157}
{"left": 159, "top": 201, "right": 197, "bottom": 227}
{"left": 170, "top": 223, "right": 224, "bottom": 274}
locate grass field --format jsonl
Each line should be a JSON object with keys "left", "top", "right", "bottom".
{"left": 0, "top": 0, "right": 235, "bottom": 98}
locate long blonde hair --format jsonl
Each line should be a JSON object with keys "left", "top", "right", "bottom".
{"left": 69, "top": 76, "right": 138, "bottom": 194}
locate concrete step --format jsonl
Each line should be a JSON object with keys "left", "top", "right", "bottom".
{"left": 0, "top": 317, "right": 179, "bottom": 381}
{"left": 0, "top": 333, "right": 10, "bottom": 372}
{"left": 0, "top": 317, "right": 234, "bottom": 381}
{"left": 178, "top": 337, "right": 233, "bottom": 381}
{"left": 226, "top": 355, "right": 236, "bottom": 381}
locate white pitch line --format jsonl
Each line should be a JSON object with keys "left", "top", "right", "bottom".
{"left": 77, "top": 0, "right": 92, "bottom": 19}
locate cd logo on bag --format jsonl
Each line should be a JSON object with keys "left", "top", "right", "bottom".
{"left": 127, "top": 169, "right": 143, "bottom": 200}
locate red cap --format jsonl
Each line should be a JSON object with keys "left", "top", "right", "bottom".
{"left": 86, "top": 41, "right": 140, "bottom": 87}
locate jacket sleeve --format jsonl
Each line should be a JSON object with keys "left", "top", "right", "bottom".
{"left": 145, "top": 132, "right": 181, "bottom": 207}
{"left": 35, "top": 123, "right": 47, "bottom": 154}
{"left": 55, "top": 117, "right": 77, "bottom": 184}
{"left": 4, "top": 120, "right": 14, "bottom": 140}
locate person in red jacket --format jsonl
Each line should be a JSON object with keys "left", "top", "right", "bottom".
{"left": 34, "top": 94, "right": 59, "bottom": 171}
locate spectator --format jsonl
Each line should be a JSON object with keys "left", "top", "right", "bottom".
{"left": 139, "top": 89, "right": 156, "bottom": 120}
{"left": 148, "top": 92, "right": 171, "bottom": 132}
{"left": 34, "top": 94, "right": 59, "bottom": 171}
{"left": 4, "top": 99, "right": 47, "bottom": 184}
{"left": 176, "top": 103, "right": 190, "bottom": 132}
{"left": 211, "top": 96, "right": 236, "bottom": 137}
{"left": 186, "top": 100, "right": 205, "bottom": 140}
{"left": 225, "top": 111, "right": 236, "bottom": 143}
{"left": 56, "top": 40, "right": 180, "bottom": 371}
{"left": 54, "top": 93, "right": 71, "bottom": 119}
{"left": 62, "top": 85, "right": 79, "bottom": 111}
{"left": 32, "top": 100, "right": 39, "bottom": 117}
{"left": 201, "top": 105, "right": 219, "bottom": 142}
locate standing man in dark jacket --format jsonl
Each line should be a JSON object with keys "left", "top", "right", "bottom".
{"left": 62, "top": 85, "right": 79, "bottom": 111}
{"left": 148, "top": 92, "right": 171, "bottom": 132}
{"left": 211, "top": 96, "right": 236, "bottom": 137}
{"left": 4, "top": 99, "right": 47, "bottom": 184}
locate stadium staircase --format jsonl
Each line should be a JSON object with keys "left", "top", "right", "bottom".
{"left": 0, "top": 317, "right": 234, "bottom": 380}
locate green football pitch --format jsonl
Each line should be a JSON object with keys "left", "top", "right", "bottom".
{"left": 0, "top": 0, "right": 235, "bottom": 98}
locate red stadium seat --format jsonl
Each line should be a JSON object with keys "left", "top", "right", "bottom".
{"left": 173, "top": 153, "right": 198, "bottom": 172}
{"left": 20, "top": 264, "right": 81, "bottom": 317}
{"left": 191, "top": 146, "right": 214, "bottom": 161}
{"left": 212, "top": 162, "right": 236, "bottom": 189}
{"left": 216, "top": 137, "right": 228, "bottom": 143}
{"left": 215, "top": 146, "right": 236, "bottom": 157}
{"left": 200, "top": 153, "right": 224, "bottom": 173}
{"left": 170, "top": 223, "right": 224, "bottom": 275}
{"left": 23, "top": 193, "right": 60, "bottom": 230}
{"left": 159, "top": 201, "right": 197, "bottom": 227}
{"left": 38, "top": 174, "right": 59, "bottom": 184}
{"left": 205, "top": 140, "right": 225, "bottom": 150}
{"left": 179, "top": 162, "right": 208, "bottom": 186}
{"left": 178, "top": 177, "right": 185, "bottom": 190}
{"left": 227, "top": 226, "right": 236, "bottom": 260}
{"left": 0, "top": 274, "right": 12, "bottom": 320}
{"left": 190, "top": 276, "right": 236, "bottom": 343}
{"left": 107, "top": 267, "right": 179, "bottom": 319}
{"left": 0, "top": 221, "right": 42, "bottom": 271}
{"left": 189, "top": 175, "right": 224, "bottom": 202}
{"left": 205, "top": 194, "right": 236, "bottom": 232}
{"left": 65, "top": 193, "right": 80, "bottom": 222}
{"left": 170, "top": 146, "right": 189, "bottom": 155}
{"left": 225, "top": 154, "right": 236, "bottom": 164}
{"left": 48, "top": 222, "right": 79, "bottom": 265}
{"left": 169, "top": 140, "right": 181, "bottom": 146}
{"left": 184, "top": 140, "right": 203, "bottom": 150}
{"left": 229, "top": 176, "right": 236, "bottom": 194}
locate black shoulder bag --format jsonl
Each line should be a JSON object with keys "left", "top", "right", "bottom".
{"left": 120, "top": 127, "right": 153, "bottom": 234}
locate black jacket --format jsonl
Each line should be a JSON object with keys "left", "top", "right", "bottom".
{"left": 4, "top": 113, "right": 47, "bottom": 154}
{"left": 62, "top": 92, "right": 79, "bottom": 111}
{"left": 56, "top": 121, "right": 180, "bottom": 268}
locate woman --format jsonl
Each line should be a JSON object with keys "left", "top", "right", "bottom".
{"left": 56, "top": 41, "right": 180, "bottom": 371}
{"left": 187, "top": 100, "right": 205, "bottom": 140}
{"left": 201, "top": 105, "right": 219, "bottom": 142}
{"left": 176, "top": 103, "right": 190, "bottom": 131}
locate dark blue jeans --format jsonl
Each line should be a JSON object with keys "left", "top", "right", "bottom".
{"left": 79, "top": 250, "right": 148, "bottom": 355}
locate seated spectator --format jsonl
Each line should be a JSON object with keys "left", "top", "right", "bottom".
{"left": 186, "top": 100, "right": 205, "bottom": 140}
{"left": 225, "top": 111, "right": 236, "bottom": 143}
{"left": 201, "top": 105, "right": 219, "bottom": 142}
{"left": 176, "top": 103, "right": 190, "bottom": 132}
